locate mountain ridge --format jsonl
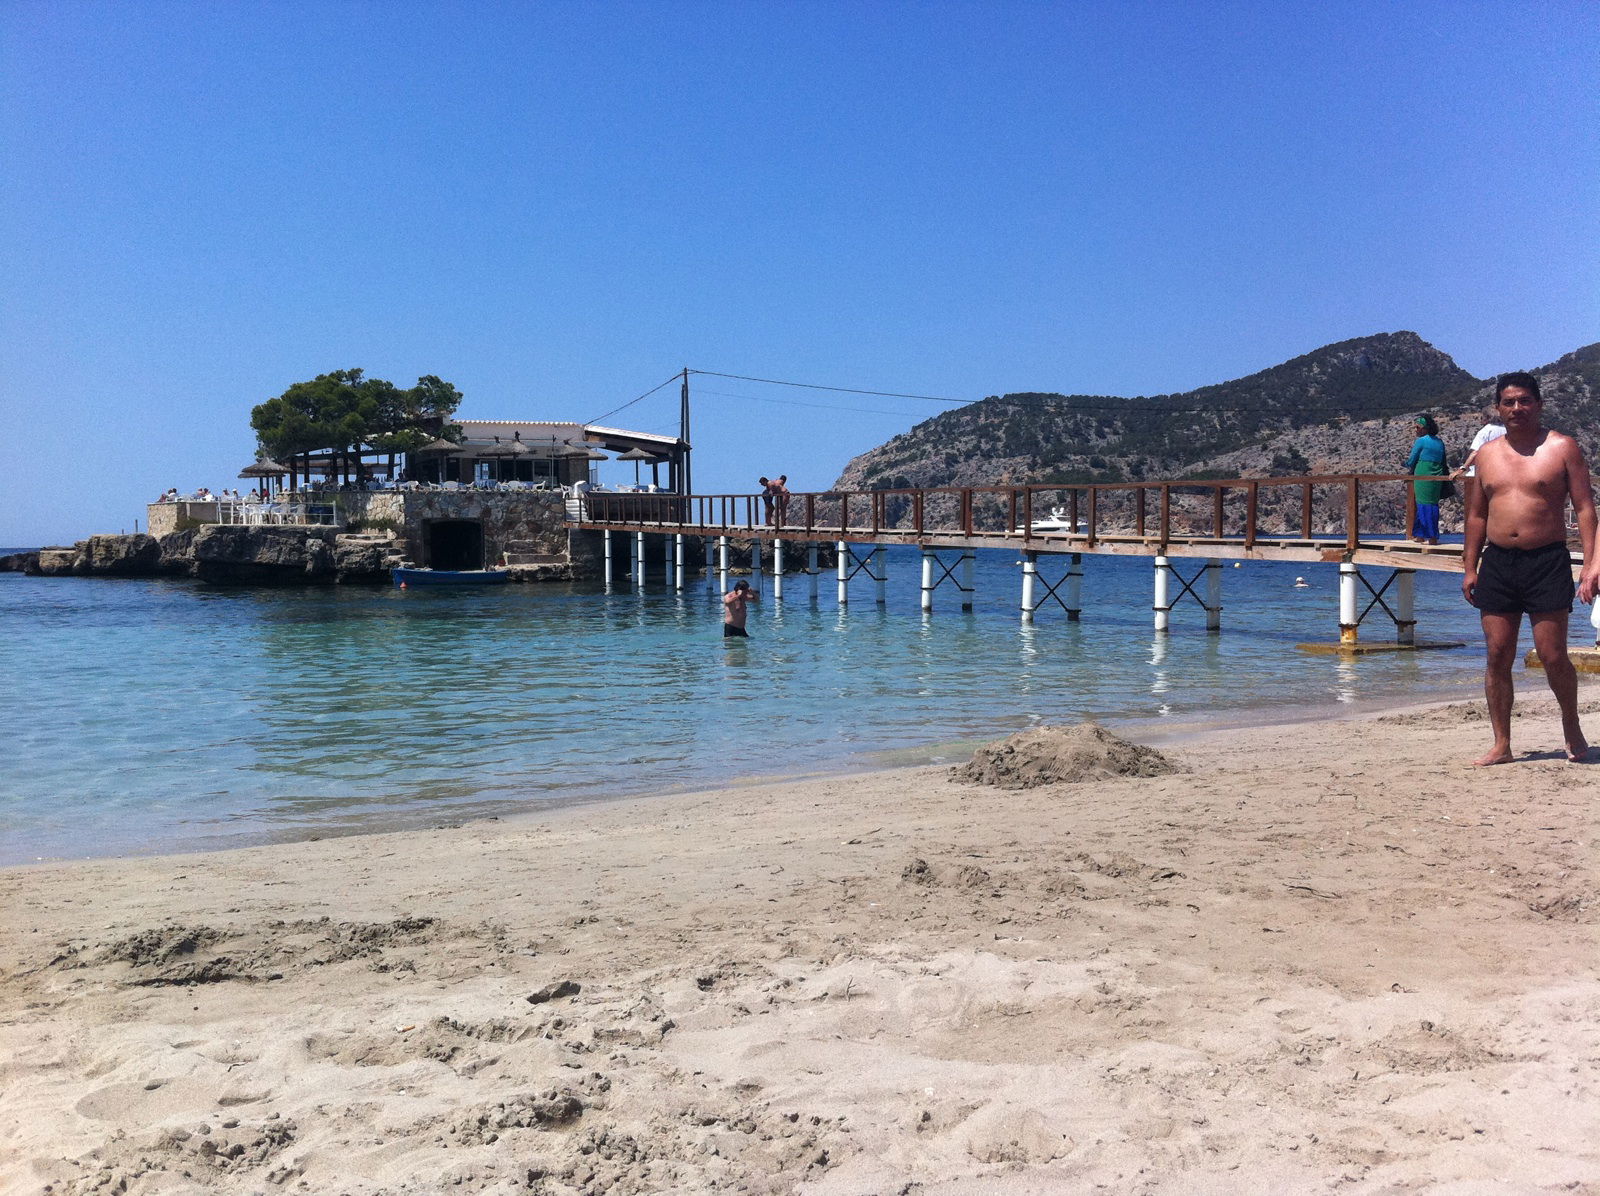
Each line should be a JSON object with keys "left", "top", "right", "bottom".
{"left": 832, "top": 333, "right": 1600, "bottom": 494}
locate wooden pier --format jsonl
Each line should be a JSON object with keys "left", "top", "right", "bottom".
{"left": 577, "top": 473, "right": 1587, "bottom": 650}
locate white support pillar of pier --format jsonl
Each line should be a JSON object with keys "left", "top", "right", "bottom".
{"left": 873, "top": 548, "right": 887, "bottom": 606}
{"left": 961, "top": 551, "right": 975, "bottom": 612}
{"left": 673, "top": 534, "right": 685, "bottom": 592}
{"left": 718, "top": 536, "right": 730, "bottom": 592}
{"left": 920, "top": 549, "right": 936, "bottom": 611}
{"left": 1021, "top": 551, "right": 1038, "bottom": 622}
{"left": 1064, "top": 552, "right": 1082, "bottom": 621}
{"left": 1395, "top": 568, "right": 1416, "bottom": 645}
{"left": 1204, "top": 557, "right": 1223, "bottom": 633}
{"left": 1338, "top": 561, "right": 1360, "bottom": 646}
{"left": 773, "top": 540, "right": 784, "bottom": 601}
{"left": 807, "top": 544, "right": 819, "bottom": 603}
{"left": 837, "top": 540, "right": 849, "bottom": 606}
{"left": 1153, "top": 555, "right": 1171, "bottom": 634}
{"left": 634, "top": 531, "right": 646, "bottom": 586}
{"left": 603, "top": 530, "right": 613, "bottom": 589}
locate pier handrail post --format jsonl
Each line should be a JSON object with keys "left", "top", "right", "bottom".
{"left": 1087, "top": 487, "right": 1098, "bottom": 546}
{"left": 1245, "top": 481, "right": 1259, "bottom": 549}
{"left": 962, "top": 489, "right": 974, "bottom": 537}
{"left": 1022, "top": 487, "right": 1034, "bottom": 542}
{"left": 913, "top": 490, "right": 924, "bottom": 537}
{"left": 871, "top": 492, "right": 882, "bottom": 536}
{"left": 1404, "top": 479, "right": 1416, "bottom": 540}
{"left": 1301, "top": 482, "right": 1313, "bottom": 539}
{"left": 1346, "top": 477, "right": 1360, "bottom": 551}
{"left": 1069, "top": 489, "right": 1079, "bottom": 537}
{"left": 805, "top": 493, "right": 815, "bottom": 535}
{"left": 1159, "top": 485, "right": 1171, "bottom": 550}
{"left": 1213, "top": 485, "right": 1225, "bottom": 539}
{"left": 1009, "top": 489, "right": 1019, "bottom": 537}
{"left": 1136, "top": 487, "right": 1146, "bottom": 537}
{"left": 840, "top": 494, "right": 849, "bottom": 537}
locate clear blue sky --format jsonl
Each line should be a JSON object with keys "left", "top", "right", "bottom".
{"left": 3, "top": 0, "right": 1596, "bottom": 545}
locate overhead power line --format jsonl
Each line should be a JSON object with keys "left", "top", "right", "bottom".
{"left": 694, "top": 387, "right": 922, "bottom": 418}
{"left": 685, "top": 369, "right": 1477, "bottom": 418}
{"left": 688, "top": 369, "right": 970, "bottom": 404}
{"left": 587, "top": 365, "right": 1487, "bottom": 428}
{"left": 592, "top": 378, "right": 684, "bottom": 428}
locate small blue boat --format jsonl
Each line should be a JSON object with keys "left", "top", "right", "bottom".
{"left": 393, "top": 567, "right": 510, "bottom": 587}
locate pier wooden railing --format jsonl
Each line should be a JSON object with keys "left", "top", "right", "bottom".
{"left": 582, "top": 473, "right": 1447, "bottom": 552}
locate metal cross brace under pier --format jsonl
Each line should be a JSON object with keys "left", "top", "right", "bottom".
{"left": 1020, "top": 551, "right": 1083, "bottom": 621}
{"left": 836, "top": 542, "right": 886, "bottom": 605}
{"left": 1153, "top": 556, "right": 1222, "bottom": 633}
{"left": 919, "top": 548, "right": 975, "bottom": 611}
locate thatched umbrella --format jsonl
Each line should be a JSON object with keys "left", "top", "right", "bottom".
{"left": 558, "top": 440, "right": 609, "bottom": 488}
{"left": 416, "top": 437, "right": 464, "bottom": 453}
{"left": 616, "top": 445, "right": 664, "bottom": 486}
{"left": 475, "top": 434, "right": 532, "bottom": 482}
{"left": 238, "top": 458, "right": 289, "bottom": 495}
{"left": 477, "top": 434, "right": 531, "bottom": 457}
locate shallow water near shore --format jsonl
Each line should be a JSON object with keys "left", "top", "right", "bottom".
{"left": 1, "top": 545, "right": 1590, "bottom": 864}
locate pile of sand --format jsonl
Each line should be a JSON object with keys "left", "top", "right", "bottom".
{"left": 951, "top": 721, "right": 1178, "bottom": 789}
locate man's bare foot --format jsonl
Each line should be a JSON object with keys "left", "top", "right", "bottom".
{"left": 1566, "top": 735, "right": 1590, "bottom": 763}
{"left": 1472, "top": 747, "right": 1515, "bottom": 767}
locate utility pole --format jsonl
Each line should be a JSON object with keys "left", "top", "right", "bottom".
{"left": 679, "top": 367, "right": 692, "bottom": 495}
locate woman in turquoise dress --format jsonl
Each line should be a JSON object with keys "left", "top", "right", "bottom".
{"left": 1404, "top": 415, "right": 1449, "bottom": 544}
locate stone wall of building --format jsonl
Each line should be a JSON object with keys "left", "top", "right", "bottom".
{"left": 340, "top": 491, "right": 573, "bottom": 569}
{"left": 105, "top": 492, "right": 641, "bottom": 583}
{"left": 145, "top": 503, "right": 188, "bottom": 538}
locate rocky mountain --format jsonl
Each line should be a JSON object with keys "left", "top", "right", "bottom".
{"left": 832, "top": 334, "right": 1600, "bottom": 494}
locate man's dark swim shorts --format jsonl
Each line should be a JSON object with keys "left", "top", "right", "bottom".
{"left": 723, "top": 624, "right": 749, "bottom": 638}
{"left": 1472, "top": 542, "right": 1575, "bottom": 614}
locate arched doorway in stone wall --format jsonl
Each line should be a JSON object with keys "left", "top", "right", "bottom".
{"left": 427, "top": 520, "right": 485, "bottom": 571}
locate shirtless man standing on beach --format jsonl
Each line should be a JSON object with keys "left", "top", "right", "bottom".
{"left": 1461, "top": 372, "right": 1600, "bottom": 765}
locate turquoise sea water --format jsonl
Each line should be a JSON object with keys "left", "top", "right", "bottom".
{"left": 1, "top": 545, "right": 1588, "bottom": 865}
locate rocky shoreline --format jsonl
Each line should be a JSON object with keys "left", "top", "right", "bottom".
{"left": 0, "top": 526, "right": 408, "bottom": 585}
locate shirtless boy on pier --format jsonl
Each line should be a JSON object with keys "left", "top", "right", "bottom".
{"left": 1462, "top": 372, "right": 1600, "bottom": 765}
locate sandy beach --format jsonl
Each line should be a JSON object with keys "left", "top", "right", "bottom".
{"left": 3, "top": 694, "right": 1597, "bottom": 1195}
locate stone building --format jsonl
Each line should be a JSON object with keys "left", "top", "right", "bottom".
{"left": 144, "top": 420, "right": 684, "bottom": 580}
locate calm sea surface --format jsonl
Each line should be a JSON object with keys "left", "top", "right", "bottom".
{"left": 1, "top": 544, "right": 1587, "bottom": 864}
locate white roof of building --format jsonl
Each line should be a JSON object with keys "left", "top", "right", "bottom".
{"left": 583, "top": 425, "right": 679, "bottom": 448}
